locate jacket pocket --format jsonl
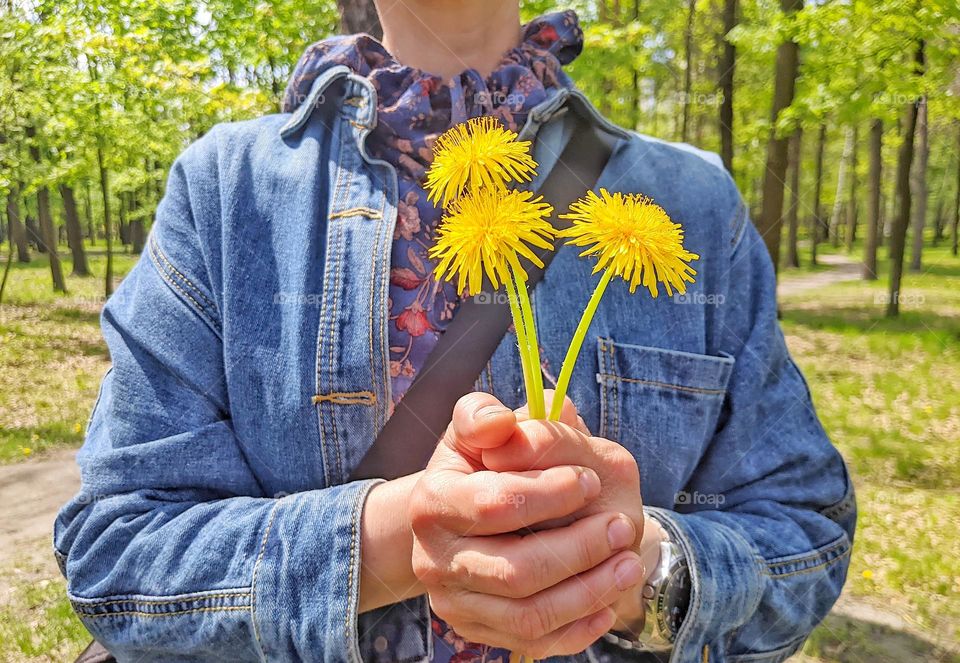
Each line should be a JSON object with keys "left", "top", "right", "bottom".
{"left": 596, "top": 337, "right": 734, "bottom": 508}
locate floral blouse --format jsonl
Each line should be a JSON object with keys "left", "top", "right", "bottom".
{"left": 283, "top": 11, "right": 584, "bottom": 662}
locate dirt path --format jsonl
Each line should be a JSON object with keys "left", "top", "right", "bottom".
{"left": 0, "top": 448, "right": 79, "bottom": 568}
{"left": 778, "top": 253, "right": 863, "bottom": 298}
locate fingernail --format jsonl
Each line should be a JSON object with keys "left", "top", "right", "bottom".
{"left": 614, "top": 557, "right": 645, "bottom": 591}
{"left": 589, "top": 608, "right": 615, "bottom": 633}
{"left": 607, "top": 516, "right": 635, "bottom": 550}
{"left": 578, "top": 467, "right": 601, "bottom": 498}
{"left": 477, "top": 404, "right": 509, "bottom": 420}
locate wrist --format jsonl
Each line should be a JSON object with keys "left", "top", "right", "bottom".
{"left": 611, "top": 513, "right": 666, "bottom": 633}
{"left": 359, "top": 472, "right": 425, "bottom": 612}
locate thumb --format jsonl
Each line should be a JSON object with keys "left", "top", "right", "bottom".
{"left": 442, "top": 392, "right": 517, "bottom": 463}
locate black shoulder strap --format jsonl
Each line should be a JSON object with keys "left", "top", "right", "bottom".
{"left": 350, "top": 115, "right": 616, "bottom": 481}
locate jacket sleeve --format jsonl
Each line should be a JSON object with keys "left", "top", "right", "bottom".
{"left": 648, "top": 213, "right": 856, "bottom": 662}
{"left": 53, "top": 133, "right": 380, "bottom": 663}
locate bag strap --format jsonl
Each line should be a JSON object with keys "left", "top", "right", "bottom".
{"left": 350, "top": 115, "right": 616, "bottom": 481}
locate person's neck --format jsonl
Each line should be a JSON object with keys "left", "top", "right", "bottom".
{"left": 375, "top": 0, "right": 522, "bottom": 80}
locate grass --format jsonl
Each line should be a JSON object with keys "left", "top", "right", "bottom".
{"left": 0, "top": 559, "right": 90, "bottom": 662}
{"left": 1, "top": 240, "right": 959, "bottom": 661}
{"left": 0, "top": 249, "right": 137, "bottom": 463}
{"left": 780, "top": 244, "right": 960, "bottom": 661}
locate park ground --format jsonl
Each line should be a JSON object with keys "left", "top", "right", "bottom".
{"left": 0, "top": 245, "right": 958, "bottom": 662}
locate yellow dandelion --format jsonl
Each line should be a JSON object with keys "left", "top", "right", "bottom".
{"left": 559, "top": 188, "right": 699, "bottom": 297}
{"left": 862, "top": 569, "right": 874, "bottom": 580}
{"left": 424, "top": 116, "right": 538, "bottom": 208}
{"left": 429, "top": 187, "right": 554, "bottom": 295}
{"left": 549, "top": 189, "right": 699, "bottom": 420}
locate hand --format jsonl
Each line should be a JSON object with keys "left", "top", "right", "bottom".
{"left": 408, "top": 392, "right": 647, "bottom": 657}
{"left": 484, "top": 390, "right": 661, "bottom": 634}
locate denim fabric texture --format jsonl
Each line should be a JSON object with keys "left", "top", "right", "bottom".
{"left": 54, "top": 40, "right": 856, "bottom": 663}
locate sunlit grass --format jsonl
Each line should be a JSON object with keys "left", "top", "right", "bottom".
{"left": 0, "top": 248, "right": 137, "bottom": 463}
{"left": 780, "top": 245, "right": 960, "bottom": 657}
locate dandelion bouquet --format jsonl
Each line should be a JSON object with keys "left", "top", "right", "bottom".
{"left": 424, "top": 117, "right": 699, "bottom": 420}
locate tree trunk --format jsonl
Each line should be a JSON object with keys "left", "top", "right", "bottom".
{"left": 811, "top": 122, "right": 827, "bottom": 266}
{"left": 84, "top": 180, "right": 95, "bottom": 245}
{"left": 117, "top": 192, "right": 129, "bottom": 245}
{"left": 718, "top": 0, "right": 737, "bottom": 173}
{"left": 756, "top": 0, "right": 803, "bottom": 274}
{"left": 863, "top": 118, "right": 883, "bottom": 279}
{"left": 680, "top": 0, "right": 697, "bottom": 144}
{"left": 909, "top": 95, "right": 928, "bottom": 271}
{"left": 59, "top": 184, "right": 89, "bottom": 276}
{"left": 25, "top": 216, "right": 42, "bottom": 252}
{"left": 129, "top": 189, "right": 145, "bottom": 254}
{"left": 887, "top": 42, "right": 924, "bottom": 318}
{"left": 786, "top": 128, "right": 802, "bottom": 268}
{"left": 631, "top": 0, "right": 641, "bottom": 131}
{"left": 953, "top": 123, "right": 960, "bottom": 257}
{"left": 829, "top": 125, "right": 855, "bottom": 247}
{"left": 6, "top": 185, "right": 30, "bottom": 263}
{"left": 0, "top": 243, "right": 13, "bottom": 306}
{"left": 336, "top": 0, "right": 382, "bottom": 39}
{"left": 97, "top": 147, "right": 114, "bottom": 298}
{"left": 845, "top": 125, "right": 859, "bottom": 251}
{"left": 37, "top": 186, "right": 66, "bottom": 292}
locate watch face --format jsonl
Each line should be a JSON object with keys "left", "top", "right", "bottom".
{"left": 655, "top": 559, "right": 691, "bottom": 642}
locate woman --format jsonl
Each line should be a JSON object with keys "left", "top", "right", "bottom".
{"left": 55, "top": 1, "right": 855, "bottom": 661}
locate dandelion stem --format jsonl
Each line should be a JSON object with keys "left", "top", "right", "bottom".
{"left": 502, "top": 272, "right": 537, "bottom": 416}
{"left": 549, "top": 269, "right": 614, "bottom": 421}
{"left": 511, "top": 262, "right": 545, "bottom": 419}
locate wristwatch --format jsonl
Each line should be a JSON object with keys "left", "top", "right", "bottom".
{"left": 603, "top": 529, "right": 691, "bottom": 653}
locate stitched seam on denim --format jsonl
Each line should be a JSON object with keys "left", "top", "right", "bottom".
{"left": 328, "top": 174, "right": 347, "bottom": 483}
{"left": 73, "top": 591, "right": 250, "bottom": 608}
{"left": 819, "top": 486, "right": 856, "bottom": 521}
{"left": 147, "top": 241, "right": 210, "bottom": 322}
{"left": 764, "top": 535, "right": 849, "bottom": 567}
{"left": 764, "top": 538, "right": 851, "bottom": 577}
{"left": 250, "top": 500, "right": 281, "bottom": 660}
{"left": 345, "top": 482, "right": 369, "bottom": 662}
{"left": 149, "top": 234, "right": 216, "bottom": 311}
{"left": 346, "top": 497, "right": 357, "bottom": 658}
{"left": 597, "top": 339, "right": 608, "bottom": 438}
{"left": 368, "top": 183, "right": 385, "bottom": 429}
{"left": 79, "top": 606, "right": 250, "bottom": 619}
{"left": 608, "top": 340, "right": 621, "bottom": 441}
{"left": 703, "top": 644, "right": 710, "bottom": 663}
{"left": 764, "top": 547, "right": 851, "bottom": 579}
{"left": 320, "top": 117, "right": 351, "bottom": 485}
{"left": 377, "top": 179, "right": 391, "bottom": 431}
{"left": 601, "top": 339, "right": 613, "bottom": 439}
{"left": 598, "top": 373, "right": 728, "bottom": 396}
{"left": 313, "top": 391, "right": 376, "bottom": 405}
{"left": 329, "top": 206, "right": 382, "bottom": 220}
{"left": 726, "top": 635, "right": 807, "bottom": 662}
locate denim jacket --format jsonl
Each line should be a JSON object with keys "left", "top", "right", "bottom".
{"left": 54, "top": 66, "right": 856, "bottom": 663}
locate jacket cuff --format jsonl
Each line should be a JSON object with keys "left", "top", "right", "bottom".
{"left": 645, "top": 507, "right": 766, "bottom": 661}
{"left": 252, "top": 479, "right": 383, "bottom": 663}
